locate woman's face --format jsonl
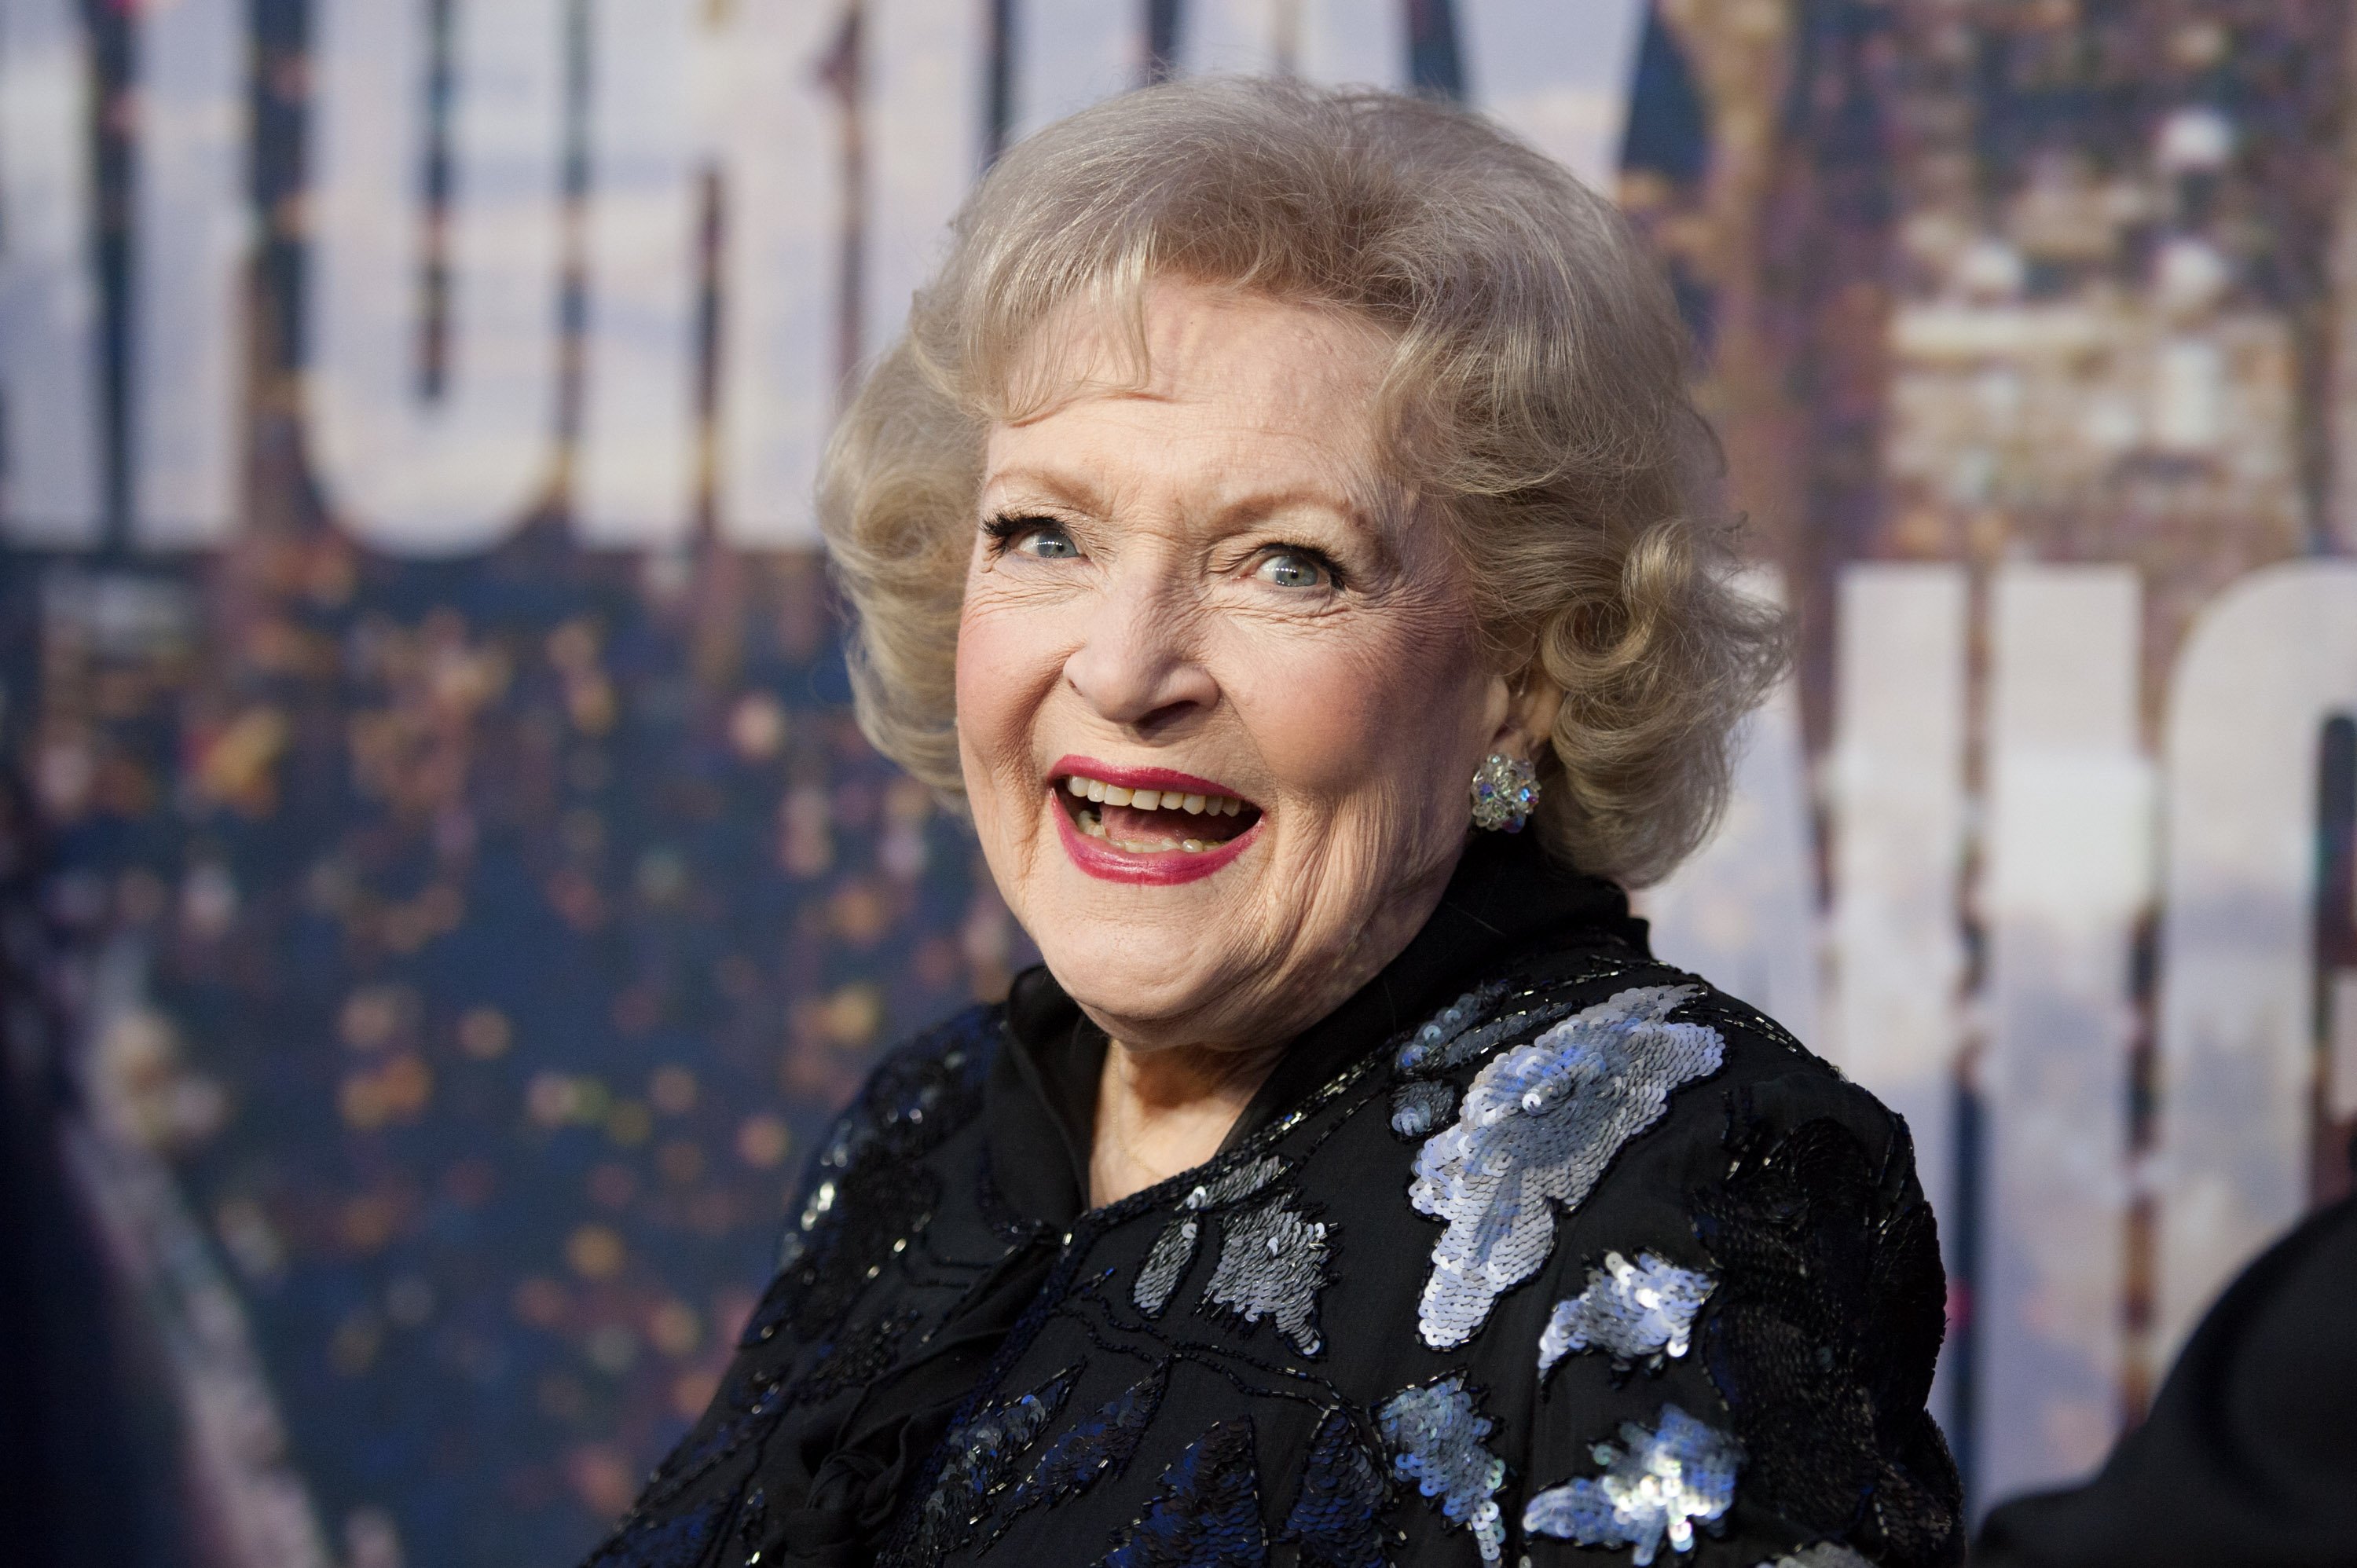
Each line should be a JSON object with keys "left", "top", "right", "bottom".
{"left": 957, "top": 281, "right": 1523, "bottom": 1054}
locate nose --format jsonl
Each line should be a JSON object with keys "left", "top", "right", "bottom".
{"left": 1061, "top": 567, "right": 1219, "bottom": 734}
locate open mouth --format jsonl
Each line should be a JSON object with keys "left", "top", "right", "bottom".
{"left": 1059, "top": 773, "right": 1261, "bottom": 852}
{"left": 1047, "top": 756, "right": 1264, "bottom": 883}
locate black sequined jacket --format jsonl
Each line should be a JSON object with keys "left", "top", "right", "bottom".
{"left": 582, "top": 836, "right": 1963, "bottom": 1568}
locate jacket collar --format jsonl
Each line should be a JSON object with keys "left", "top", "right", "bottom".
{"left": 985, "top": 833, "right": 1649, "bottom": 1225}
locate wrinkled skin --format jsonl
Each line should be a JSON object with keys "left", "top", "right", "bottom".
{"left": 955, "top": 280, "right": 1551, "bottom": 1203}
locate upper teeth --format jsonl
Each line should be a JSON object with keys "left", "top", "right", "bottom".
{"left": 1064, "top": 775, "right": 1244, "bottom": 815}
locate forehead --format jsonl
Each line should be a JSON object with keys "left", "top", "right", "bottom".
{"left": 985, "top": 283, "right": 1390, "bottom": 505}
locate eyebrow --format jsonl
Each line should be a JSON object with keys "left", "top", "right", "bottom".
{"left": 999, "top": 384, "right": 1172, "bottom": 430}
{"left": 978, "top": 464, "right": 1109, "bottom": 518}
{"left": 981, "top": 464, "right": 1381, "bottom": 537}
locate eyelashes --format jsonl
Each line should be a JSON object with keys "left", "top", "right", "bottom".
{"left": 981, "top": 513, "right": 1078, "bottom": 562}
{"left": 981, "top": 512, "right": 1052, "bottom": 544}
{"left": 980, "top": 511, "right": 1348, "bottom": 591}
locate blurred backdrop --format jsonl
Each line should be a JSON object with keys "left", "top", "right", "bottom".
{"left": 2, "top": 2, "right": 2354, "bottom": 1565}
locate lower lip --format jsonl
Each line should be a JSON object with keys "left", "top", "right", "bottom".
{"left": 1051, "top": 797, "right": 1262, "bottom": 885}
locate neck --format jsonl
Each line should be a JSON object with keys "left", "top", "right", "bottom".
{"left": 1088, "top": 1037, "right": 1284, "bottom": 1207}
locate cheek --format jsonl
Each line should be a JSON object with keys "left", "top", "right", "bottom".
{"left": 1230, "top": 610, "right": 1487, "bottom": 812}
{"left": 954, "top": 592, "right": 1063, "bottom": 795}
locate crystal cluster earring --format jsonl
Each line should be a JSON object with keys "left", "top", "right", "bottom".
{"left": 1468, "top": 753, "right": 1539, "bottom": 833}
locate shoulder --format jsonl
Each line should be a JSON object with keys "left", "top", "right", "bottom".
{"left": 1627, "top": 957, "right": 1912, "bottom": 1160}
{"left": 1391, "top": 961, "right": 1960, "bottom": 1563}
{"left": 1388, "top": 949, "right": 1892, "bottom": 1160}
{"left": 1473, "top": 957, "right": 1936, "bottom": 1270}
{"left": 1383, "top": 950, "right": 1936, "bottom": 1339}
{"left": 1380, "top": 954, "right": 1827, "bottom": 1323}
{"left": 745, "top": 1003, "right": 1003, "bottom": 1348}
{"left": 792, "top": 1002, "right": 1003, "bottom": 1225}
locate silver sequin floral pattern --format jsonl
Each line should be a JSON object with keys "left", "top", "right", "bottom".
{"left": 1538, "top": 1250, "right": 1715, "bottom": 1376}
{"left": 1132, "top": 1156, "right": 1287, "bottom": 1317}
{"left": 1375, "top": 1374, "right": 1509, "bottom": 1563}
{"left": 1411, "top": 984, "right": 1722, "bottom": 1349}
{"left": 1202, "top": 1191, "right": 1332, "bottom": 1357}
{"left": 1523, "top": 1403, "right": 1742, "bottom": 1566}
{"left": 1131, "top": 1218, "right": 1202, "bottom": 1321}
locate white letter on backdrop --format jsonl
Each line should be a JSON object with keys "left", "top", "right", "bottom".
{"left": 1827, "top": 563, "right": 1968, "bottom": 1420}
{"left": 0, "top": 0, "right": 103, "bottom": 544}
{"left": 132, "top": 0, "right": 247, "bottom": 546}
{"left": 1640, "top": 570, "right": 1821, "bottom": 1045}
{"left": 306, "top": 0, "right": 565, "bottom": 554}
{"left": 578, "top": 0, "right": 839, "bottom": 548}
{"left": 1978, "top": 564, "right": 2147, "bottom": 1505}
{"left": 863, "top": 0, "right": 988, "bottom": 360}
{"left": 2155, "top": 561, "right": 2357, "bottom": 1361}
{"left": 1457, "top": 0, "right": 1646, "bottom": 191}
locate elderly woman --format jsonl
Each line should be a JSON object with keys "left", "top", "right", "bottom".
{"left": 585, "top": 79, "right": 1959, "bottom": 1568}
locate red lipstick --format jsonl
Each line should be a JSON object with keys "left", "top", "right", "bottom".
{"left": 1047, "top": 755, "right": 1250, "bottom": 804}
{"left": 1048, "top": 754, "right": 1263, "bottom": 885}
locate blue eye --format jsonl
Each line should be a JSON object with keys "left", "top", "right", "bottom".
{"left": 985, "top": 515, "right": 1082, "bottom": 559}
{"left": 1017, "top": 528, "right": 1080, "bottom": 560}
{"left": 1255, "top": 550, "right": 1334, "bottom": 589}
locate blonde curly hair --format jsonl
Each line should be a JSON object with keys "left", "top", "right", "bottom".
{"left": 819, "top": 76, "right": 1783, "bottom": 887}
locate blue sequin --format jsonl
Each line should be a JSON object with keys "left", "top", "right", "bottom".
{"left": 1003, "top": 1365, "right": 1168, "bottom": 1521}
{"left": 1278, "top": 1408, "right": 1391, "bottom": 1568}
{"left": 911, "top": 1363, "right": 1080, "bottom": 1555}
{"left": 1411, "top": 984, "right": 1723, "bottom": 1349}
{"left": 1523, "top": 1403, "right": 1742, "bottom": 1566}
{"left": 1538, "top": 1251, "right": 1714, "bottom": 1376}
{"left": 1098, "top": 1417, "right": 1266, "bottom": 1568}
{"left": 1375, "top": 1374, "right": 1508, "bottom": 1563}
{"left": 1391, "top": 983, "right": 1512, "bottom": 1076}
{"left": 1389, "top": 1079, "right": 1458, "bottom": 1139}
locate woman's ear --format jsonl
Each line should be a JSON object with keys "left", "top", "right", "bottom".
{"left": 1488, "top": 665, "right": 1563, "bottom": 764}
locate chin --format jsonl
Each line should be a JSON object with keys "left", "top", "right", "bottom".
{"left": 1032, "top": 913, "right": 1253, "bottom": 1039}
{"left": 984, "top": 779, "right": 1326, "bottom": 1045}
